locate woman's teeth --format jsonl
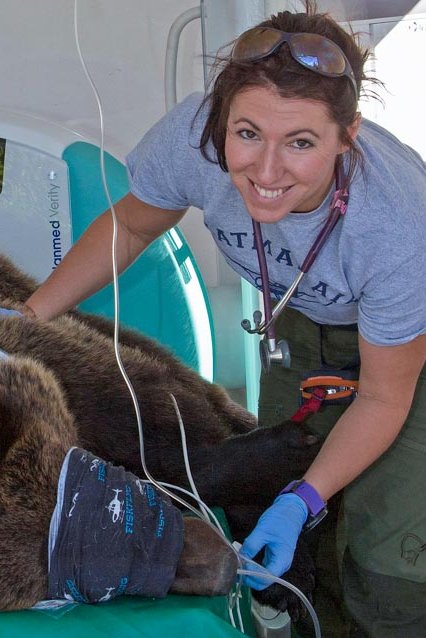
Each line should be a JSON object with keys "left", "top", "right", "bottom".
{"left": 253, "top": 183, "right": 288, "bottom": 199}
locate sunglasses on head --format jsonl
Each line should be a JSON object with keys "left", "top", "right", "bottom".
{"left": 232, "top": 26, "right": 358, "bottom": 99}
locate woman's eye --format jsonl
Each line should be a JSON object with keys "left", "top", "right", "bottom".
{"left": 238, "top": 129, "right": 258, "bottom": 140}
{"left": 291, "top": 139, "right": 313, "bottom": 149}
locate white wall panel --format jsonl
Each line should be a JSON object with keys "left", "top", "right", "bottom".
{"left": 0, "top": 1, "right": 204, "bottom": 160}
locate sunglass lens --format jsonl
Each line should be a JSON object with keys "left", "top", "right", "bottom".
{"left": 291, "top": 33, "right": 346, "bottom": 74}
{"left": 232, "top": 27, "right": 285, "bottom": 61}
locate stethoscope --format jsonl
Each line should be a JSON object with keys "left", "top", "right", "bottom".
{"left": 241, "top": 157, "right": 349, "bottom": 373}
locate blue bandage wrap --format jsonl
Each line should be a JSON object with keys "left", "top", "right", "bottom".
{"left": 48, "top": 448, "right": 184, "bottom": 603}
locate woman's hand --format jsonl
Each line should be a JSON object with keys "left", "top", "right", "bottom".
{"left": 240, "top": 493, "right": 308, "bottom": 590}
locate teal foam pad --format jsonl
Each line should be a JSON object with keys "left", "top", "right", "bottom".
{"left": 62, "top": 141, "right": 214, "bottom": 375}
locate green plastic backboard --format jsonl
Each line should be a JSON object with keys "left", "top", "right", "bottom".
{"left": 62, "top": 141, "right": 215, "bottom": 379}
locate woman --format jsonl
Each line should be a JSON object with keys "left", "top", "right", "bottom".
{"left": 22, "top": 2, "right": 425, "bottom": 636}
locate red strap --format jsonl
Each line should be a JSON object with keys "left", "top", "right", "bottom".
{"left": 290, "top": 387, "right": 327, "bottom": 423}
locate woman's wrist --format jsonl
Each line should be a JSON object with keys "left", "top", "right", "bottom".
{"left": 280, "top": 480, "right": 327, "bottom": 531}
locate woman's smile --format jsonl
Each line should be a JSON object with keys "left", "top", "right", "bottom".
{"left": 225, "top": 86, "right": 351, "bottom": 223}
{"left": 251, "top": 180, "right": 294, "bottom": 201}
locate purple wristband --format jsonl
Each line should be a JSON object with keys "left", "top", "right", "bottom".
{"left": 280, "top": 480, "right": 326, "bottom": 516}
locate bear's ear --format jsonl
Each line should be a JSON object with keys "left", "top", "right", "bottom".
{"left": 275, "top": 420, "right": 322, "bottom": 450}
{"left": 301, "top": 431, "right": 322, "bottom": 447}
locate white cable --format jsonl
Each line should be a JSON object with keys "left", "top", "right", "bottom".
{"left": 147, "top": 480, "right": 226, "bottom": 535}
{"left": 73, "top": 0, "right": 213, "bottom": 520}
{"left": 169, "top": 392, "right": 212, "bottom": 522}
{"left": 159, "top": 477, "right": 244, "bottom": 633}
{"left": 235, "top": 591, "right": 245, "bottom": 633}
{"left": 238, "top": 565, "right": 322, "bottom": 638}
{"left": 73, "top": 6, "right": 321, "bottom": 636}
{"left": 227, "top": 586, "right": 245, "bottom": 634}
{"left": 73, "top": 0, "right": 229, "bottom": 556}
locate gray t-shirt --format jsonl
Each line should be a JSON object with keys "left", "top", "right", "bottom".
{"left": 126, "top": 92, "right": 426, "bottom": 346}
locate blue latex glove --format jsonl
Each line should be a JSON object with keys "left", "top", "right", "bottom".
{"left": 0, "top": 308, "right": 22, "bottom": 317}
{"left": 240, "top": 493, "right": 308, "bottom": 590}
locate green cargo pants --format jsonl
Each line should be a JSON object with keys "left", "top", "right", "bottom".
{"left": 257, "top": 307, "right": 426, "bottom": 638}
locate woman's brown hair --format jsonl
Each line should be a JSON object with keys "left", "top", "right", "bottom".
{"left": 198, "top": 0, "right": 373, "bottom": 183}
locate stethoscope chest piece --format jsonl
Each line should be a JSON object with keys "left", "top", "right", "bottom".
{"left": 259, "top": 337, "right": 291, "bottom": 374}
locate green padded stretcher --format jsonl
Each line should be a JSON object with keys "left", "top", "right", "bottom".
{"left": 0, "top": 593, "right": 255, "bottom": 638}
{"left": 0, "top": 508, "right": 255, "bottom": 637}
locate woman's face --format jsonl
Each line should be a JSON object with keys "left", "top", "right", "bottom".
{"left": 225, "top": 85, "right": 358, "bottom": 223}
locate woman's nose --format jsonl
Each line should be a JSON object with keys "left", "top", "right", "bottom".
{"left": 254, "top": 145, "right": 284, "bottom": 185}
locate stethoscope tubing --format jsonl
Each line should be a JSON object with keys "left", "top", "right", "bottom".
{"left": 252, "top": 220, "right": 276, "bottom": 340}
{"left": 246, "top": 158, "right": 349, "bottom": 340}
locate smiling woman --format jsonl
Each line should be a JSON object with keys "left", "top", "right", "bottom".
{"left": 22, "top": 1, "right": 426, "bottom": 636}
{"left": 224, "top": 87, "right": 358, "bottom": 222}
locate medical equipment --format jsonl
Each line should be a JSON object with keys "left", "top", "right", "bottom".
{"left": 242, "top": 157, "right": 349, "bottom": 373}
{"left": 251, "top": 598, "right": 291, "bottom": 638}
{"left": 300, "top": 370, "right": 359, "bottom": 406}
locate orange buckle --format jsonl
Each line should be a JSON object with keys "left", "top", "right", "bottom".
{"left": 300, "top": 375, "right": 359, "bottom": 402}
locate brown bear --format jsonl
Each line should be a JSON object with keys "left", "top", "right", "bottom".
{"left": 0, "top": 354, "right": 240, "bottom": 610}
{"left": 0, "top": 254, "right": 322, "bottom": 617}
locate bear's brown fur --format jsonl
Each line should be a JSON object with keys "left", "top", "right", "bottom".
{"left": 0, "top": 356, "right": 76, "bottom": 609}
{"left": 0, "top": 254, "right": 322, "bottom": 615}
{"left": 0, "top": 354, "right": 240, "bottom": 609}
